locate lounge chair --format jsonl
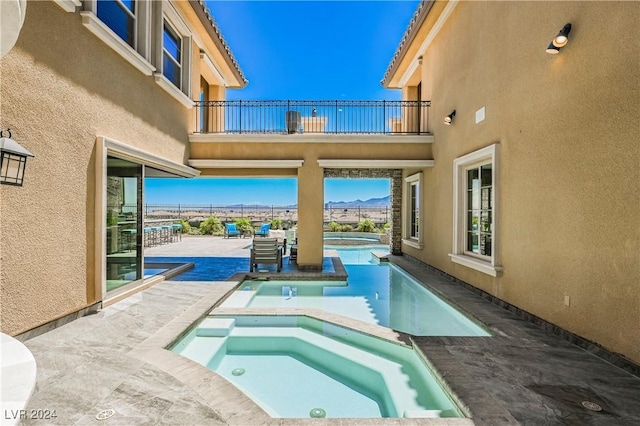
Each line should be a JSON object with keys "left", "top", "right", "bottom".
{"left": 254, "top": 223, "right": 271, "bottom": 238}
{"left": 224, "top": 223, "right": 241, "bottom": 238}
{"left": 250, "top": 238, "right": 283, "bottom": 272}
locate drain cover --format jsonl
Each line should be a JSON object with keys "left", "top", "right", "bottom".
{"left": 232, "top": 368, "right": 246, "bottom": 376}
{"left": 309, "top": 408, "right": 326, "bottom": 418}
{"left": 581, "top": 401, "right": 603, "bottom": 412}
{"left": 95, "top": 409, "right": 116, "bottom": 420}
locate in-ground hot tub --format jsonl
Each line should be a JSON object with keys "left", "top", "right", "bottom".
{"left": 171, "top": 315, "right": 463, "bottom": 419}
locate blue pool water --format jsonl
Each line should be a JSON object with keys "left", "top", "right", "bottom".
{"left": 171, "top": 315, "right": 463, "bottom": 419}
{"left": 144, "top": 256, "right": 249, "bottom": 280}
{"left": 223, "top": 246, "right": 489, "bottom": 336}
{"left": 326, "top": 244, "right": 388, "bottom": 265}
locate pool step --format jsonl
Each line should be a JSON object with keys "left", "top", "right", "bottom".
{"left": 219, "top": 290, "right": 256, "bottom": 308}
{"left": 371, "top": 251, "right": 390, "bottom": 263}
{"left": 404, "top": 409, "right": 442, "bottom": 418}
{"left": 196, "top": 318, "right": 236, "bottom": 337}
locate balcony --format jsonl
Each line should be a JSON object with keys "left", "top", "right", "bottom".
{"left": 194, "top": 100, "right": 431, "bottom": 135}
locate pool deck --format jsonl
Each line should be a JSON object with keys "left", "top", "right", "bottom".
{"left": 17, "top": 236, "right": 640, "bottom": 425}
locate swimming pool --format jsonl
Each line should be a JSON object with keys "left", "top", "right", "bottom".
{"left": 171, "top": 315, "right": 463, "bottom": 419}
{"left": 222, "top": 246, "right": 489, "bottom": 336}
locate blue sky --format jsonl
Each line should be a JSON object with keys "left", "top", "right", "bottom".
{"left": 145, "top": 178, "right": 391, "bottom": 206}
{"left": 146, "top": 1, "right": 419, "bottom": 205}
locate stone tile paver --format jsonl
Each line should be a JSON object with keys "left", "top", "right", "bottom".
{"left": 16, "top": 240, "right": 640, "bottom": 425}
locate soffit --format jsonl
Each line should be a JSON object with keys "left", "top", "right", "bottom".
{"left": 382, "top": 0, "right": 451, "bottom": 88}
{"left": 175, "top": 0, "right": 247, "bottom": 88}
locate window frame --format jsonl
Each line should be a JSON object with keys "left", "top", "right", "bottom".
{"left": 81, "top": 0, "right": 154, "bottom": 75}
{"left": 97, "top": 0, "right": 137, "bottom": 49}
{"left": 152, "top": 3, "right": 193, "bottom": 107}
{"left": 450, "top": 143, "right": 503, "bottom": 276}
{"left": 403, "top": 172, "right": 424, "bottom": 249}
{"left": 162, "top": 19, "right": 182, "bottom": 89}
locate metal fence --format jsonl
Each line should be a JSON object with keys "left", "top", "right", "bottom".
{"left": 194, "top": 100, "right": 430, "bottom": 135}
{"left": 137, "top": 204, "right": 390, "bottom": 227}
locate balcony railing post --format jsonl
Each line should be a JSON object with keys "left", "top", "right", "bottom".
{"left": 417, "top": 100, "right": 421, "bottom": 136}
{"left": 239, "top": 100, "right": 242, "bottom": 134}
{"left": 383, "top": 100, "right": 386, "bottom": 134}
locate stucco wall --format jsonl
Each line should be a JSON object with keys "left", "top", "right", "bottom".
{"left": 405, "top": 1, "right": 640, "bottom": 363}
{"left": 0, "top": 2, "right": 192, "bottom": 335}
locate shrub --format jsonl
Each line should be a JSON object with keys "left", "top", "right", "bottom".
{"left": 382, "top": 222, "right": 391, "bottom": 230}
{"left": 235, "top": 218, "right": 253, "bottom": 231}
{"left": 106, "top": 210, "right": 118, "bottom": 227}
{"left": 199, "top": 216, "right": 223, "bottom": 235}
{"left": 340, "top": 224, "right": 353, "bottom": 232}
{"left": 328, "top": 221, "right": 341, "bottom": 232}
{"left": 270, "top": 218, "right": 282, "bottom": 230}
{"left": 180, "top": 219, "right": 192, "bottom": 234}
{"left": 357, "top": 219, "right": 376, "bottom": 233}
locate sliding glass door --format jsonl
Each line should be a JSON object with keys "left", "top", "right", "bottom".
{"left": 106, "top": 156, "right": 143, "bottom": 293}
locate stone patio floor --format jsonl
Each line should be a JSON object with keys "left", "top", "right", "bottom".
{"left": 17, "top": 236, "right": 640, "bottom": 425}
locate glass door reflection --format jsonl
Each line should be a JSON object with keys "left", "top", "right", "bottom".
{"left": 106, "top": 156, "right": 142, "bottom": 293}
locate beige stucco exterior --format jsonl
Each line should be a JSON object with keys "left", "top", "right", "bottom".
{"left": 3, "top": 0, "right": 637, "bottom": 370}
{"left": 190, "top": 138, "right": 433, "bottom": 267}
{"left": 387, "top": 1, "right": 640, "bottom": 364}
{"left": 0, "top": 1, "right": 242, "bottom": 335}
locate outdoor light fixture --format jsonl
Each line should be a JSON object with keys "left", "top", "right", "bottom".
{"left": 0, "top": 129, "right": 34, "bottom": 186}
{"left": 546, "top": 23, "right": 572, "bottom": 54}
{"left": 444, "top": 110, "right": 456, "bottom": 126}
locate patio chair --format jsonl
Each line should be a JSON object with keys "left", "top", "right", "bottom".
{"left": 254, "top": 223, "right": 271, "bottom": 238}
{"left": 289, "top": 238, "right": 298, "bottom": 264}
{"left": 224, "top": 223, "right": 241, "bottom": 238}
{"left": 250, "top": 238, "right": 283, "bottom": 272}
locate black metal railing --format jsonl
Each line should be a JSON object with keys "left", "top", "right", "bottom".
{"left": 134, "top": 203, "right": 390, "bottom": 227}
{"left": 194, "top": 100, "right": 430, "bottom": 135}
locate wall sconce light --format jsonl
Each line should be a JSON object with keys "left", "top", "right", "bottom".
{"left": 0, "top": 129, "right": 34, "bottom": 186}
{"left": 546, "top": 23, "right": 572, "bottom": 54}
{"left": 444, "top": 110, "right": 456, "bottom": 125}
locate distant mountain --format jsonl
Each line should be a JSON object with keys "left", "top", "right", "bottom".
{"left": 325, "top": 196, "right": 390, "bottom": 208}
{"left": 202, "top": 196, "right": 390, "bottom": 209}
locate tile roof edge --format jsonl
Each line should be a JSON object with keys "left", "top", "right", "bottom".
{"left": 380, "top": 0, "right": 434, "bottom": 88}
{"left": 191, "top": 0, "right": 248, "bottom": 87}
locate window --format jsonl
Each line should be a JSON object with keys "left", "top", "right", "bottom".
{"left": 403, "top": 173, "right": 423, "bottom": 249}
{"left": 410, "top": 179, "right": 419, "bottom": 238}
{"left": 81, "top": 0, "right": 154, "bottom": 75}
{"left": 96, "top": 0, "right": 136, "bottom": 48}
{"left": 466, "top": 163, "right": 492, "bottom": 257}
{"left": 162, "top": 20, "right": 182, "bottom": 88}
{"left": 152, "top": 6, "right": 193, "bottom": 107}
{"left": 450, "top": 144, "right": 502, "bottom": 276}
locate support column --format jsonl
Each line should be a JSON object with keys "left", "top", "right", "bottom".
{"left": 296, "top": 160, "right": 324, "bottom": 271}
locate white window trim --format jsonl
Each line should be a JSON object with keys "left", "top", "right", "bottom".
{"left": 154, "top": 3, "right": 192, "bottom": 100}
{"left": 81, "top": 10, "right": 156, "bottom": 76}
{"left": 154, "top": 73, "right": 195, "bottom": 108}
{"left": 449, "top": 143, "right": 503, "bottom": 277}
{"left": 403, "top": 172, "right": 424, "bottom": 249}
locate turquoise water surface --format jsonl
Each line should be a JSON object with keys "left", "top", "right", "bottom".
{"left": 225, "top": 245, "right": 489, "bottom": 336}
{"left": 171, "top": 315, "right": 463, "bottom": 418}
